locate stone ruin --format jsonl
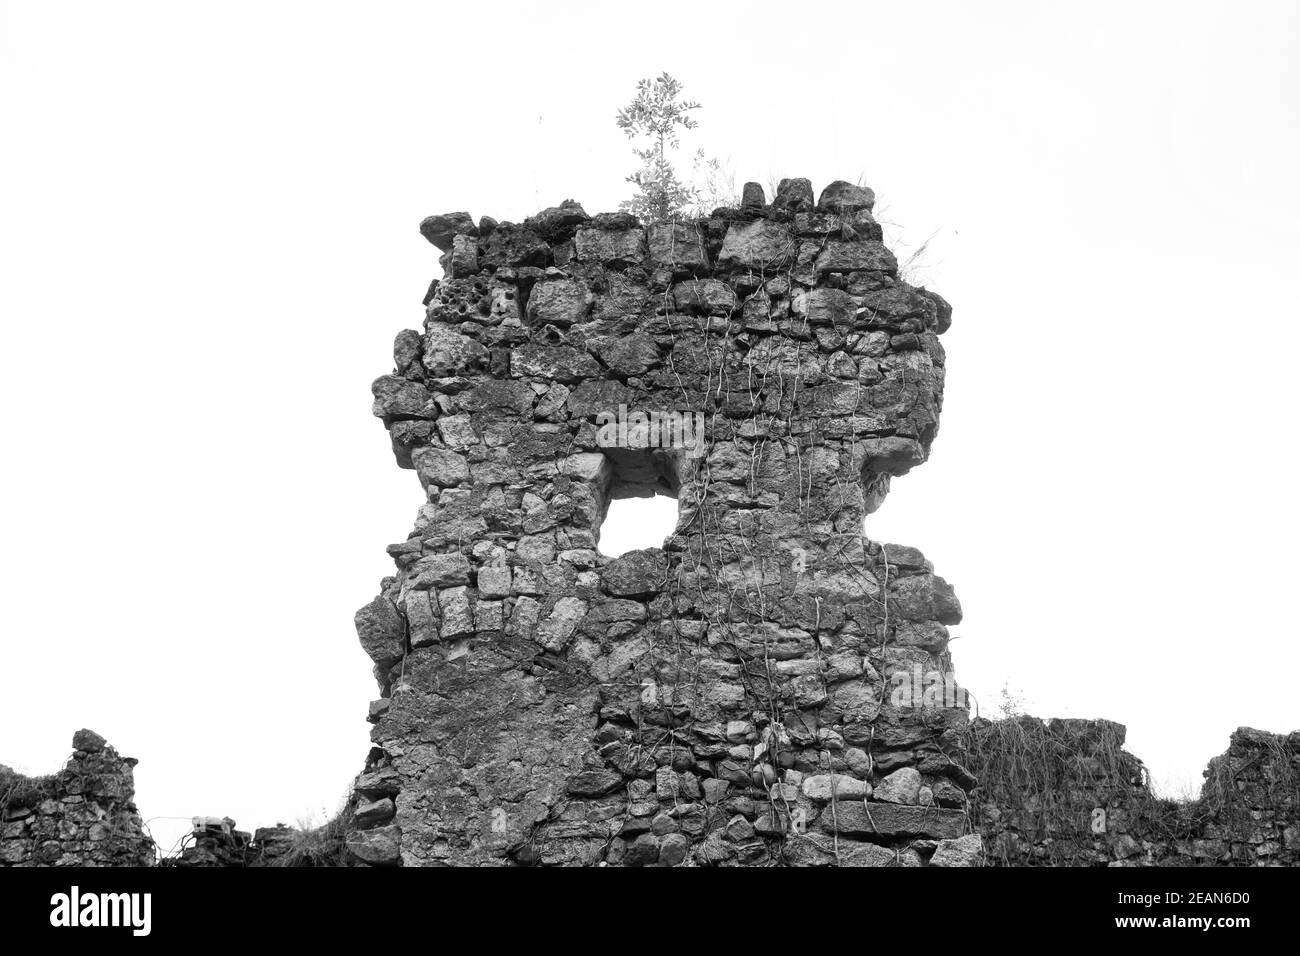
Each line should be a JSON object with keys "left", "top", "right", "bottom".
{"left": 965, "top": 719, "right": 1300, "bottom": 866}
{"left": 350, "top": 178, "right": 978, "bottom": 866}
{"left": 0, "top": 730, "right": 153, "bottom": 867}
{"left": 3, "top": 179, "right": 1295, "bottom": 869}
{"left": 165, "top": 817, "right": 298, "bottom": 867}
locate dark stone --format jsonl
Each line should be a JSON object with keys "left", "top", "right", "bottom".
{"left": 773, "top": 177, "right": 815, "bottom": 213}
{"left": 623, "top": 833, "right": 660, "bottom": 867}
{"left": 354, "top": 595, "right": 405, "bottom": 667}
{"left": 600, "top": 549, "right": 667, "bottom": 598}
{"left": 419, "top": 211, "right": 478, "bottom": 252}
{"left": 817, "top": 180, "right": 876, "bottom": 214}
{"left": 72, "top": 729, "right": 107, "bottom": 754}
{"left": 566, "top": 768, "right": 623, "bottom": 796}
{"left": 820, "top": 802, "right": 966, "bottom": 839}
{"left": 345, "top": 825, "right": 402, "bottom": 866}
{"left": 526, "top": 200, "right": 590, "bottom": 241}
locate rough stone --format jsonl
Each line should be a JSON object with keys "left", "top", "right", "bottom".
{"left": 802, "top": 773, "right": 871, "bottom": 801}
{"left": 419, "top": 211, "right": 477, "bottom": 251}
{"left": 600, "top": 549, "right": 667, "bottom": 598}
{"left": 773, "top": 177, "right": 814, "bottom": 213}
{"left": 816, "top": 180, "right": 876, "bottom": 213}
{"left": 874, "top": 767, "right": 922, "bottom": 805}
{"left": 740, "top": 181, "right": 766, "bottom": 209}
{"left": 822, "top": 802, "right": 967, "bottom": 839}
{"left": 718, "top": 220, "right": 795, "bottom": 270}
{"left": 345, "top": 825, "right": 401, "bottom": 866}
{"left": 928, "top": 833, "right": 983, "bottom": 867}
{"left": 354, "top": 595, "right": 404, "bottom": 667}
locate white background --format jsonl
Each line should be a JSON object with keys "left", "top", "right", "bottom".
{"left": 2, "top": 0, "right": 1297, "bottom": 857}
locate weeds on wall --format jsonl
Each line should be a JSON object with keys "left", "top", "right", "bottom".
{"left": 617, "top": 73, "right": 736, "bottom": 222}
{"left": 271, "top": 806, "right": 357, "bottom": 867}
{"left": 0, "top": 767, "right": 59, "bottom": 816}
{"left": 962, "top": 717, "right": 1298, "bottom": 865}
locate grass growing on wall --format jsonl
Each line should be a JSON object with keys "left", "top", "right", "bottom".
{"left": 271, "top": 805, "right": 358, "bottom": 867}
{"left": 958, "top": 717, "right": 1299, "bottom": 865}
{"left": 0, "top": 766, "right": 60, "bottom": 815}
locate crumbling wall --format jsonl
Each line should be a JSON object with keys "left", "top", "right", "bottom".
{"left": 0, "top": 730, "right": 154, "bottom": 867}
{"left": 5, "top": 185, "right": 1291, "bottom": 869}
{"left": 165, "top": 817, "right": 299, "bottom": 867}
{"left": 966, "top": 718, "right": 1300, "bottom": 866}
{"left": 352, "top": 179, "right": 980, "bottom": 867}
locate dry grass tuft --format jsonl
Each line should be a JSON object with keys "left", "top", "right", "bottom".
{"left": 270, "top": 805, "right": 357, "bottom": 867}
{"left": 0, "top": 766, "right": 59, "bottom": 815}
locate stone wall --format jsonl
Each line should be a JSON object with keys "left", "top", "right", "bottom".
{"left": 0, "top": 730, "right": 154, "bottom": 867}
{"left": 352, "top": 179, "right": 981, "bottom": 866}
{"left": 166, "top": 817, "right": 299, "bottom": 867}
{"left": 966, "top": 718, "right": 1300, "bottom": 866}
{"left": 9, "top": 190, "right": 1292, "bottom": 870}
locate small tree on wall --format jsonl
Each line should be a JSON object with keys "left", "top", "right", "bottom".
{"left": 617, "top": 73, "right": 713, "bottom": 222}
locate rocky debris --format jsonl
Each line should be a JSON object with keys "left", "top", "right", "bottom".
{"left": 250, "top": 825, "right": 298, "bottom": 863}
{"left": 0, "top": 731, "right": 153, "bottom": 867}
{"left": 173, "top": 817, "right": 258, "bottom": 866}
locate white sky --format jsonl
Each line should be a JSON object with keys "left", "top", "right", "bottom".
{"left": 2, "top": 0, "right": 1298, "bottom": 855}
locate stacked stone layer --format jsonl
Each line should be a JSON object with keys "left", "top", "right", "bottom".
{"left": 0, "top": 729, "right": 153, "bottom": 867}
{"left": 167, "top": 817, "right": 298, "bottom": 867}
{"left": 967, "top": 719, "right": 1300, "bottom": 866}
{"left": 354, "top": 178, "right": 977, "bottom": 866}
{"left": 3, "top": 180, "right": 1293, "bottom": 869}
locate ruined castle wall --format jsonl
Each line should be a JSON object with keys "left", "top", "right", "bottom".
{"left": 7, "top": 187, "right": 1295, "bottom": 869}
{"left": 967, "top": 719, "right": 1300, "bottom": 866}
{"left": 350, "top": 180, "right": 981, "bottom": 867}
{"left": 165, "top": 819, "right": 300, "bottom": 867}
{"left": 0, "top": 730, "right": 154, "bottom": 867}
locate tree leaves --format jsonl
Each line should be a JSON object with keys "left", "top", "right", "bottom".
{"left": 616, "top": 73, "right": 704, "bottom": 222}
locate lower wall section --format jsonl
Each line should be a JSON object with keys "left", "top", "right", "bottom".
{"left": 965, "top": 718, "right": 1299, "bottom": 866}
{"left": 7, "top": 722, "right": 1295, "bottom": 867}
{"left": 164, "top": 818, "right": 301, "bottom": 867}
{"left": 0, "top": 730, "right": 154, "bottom": 867}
